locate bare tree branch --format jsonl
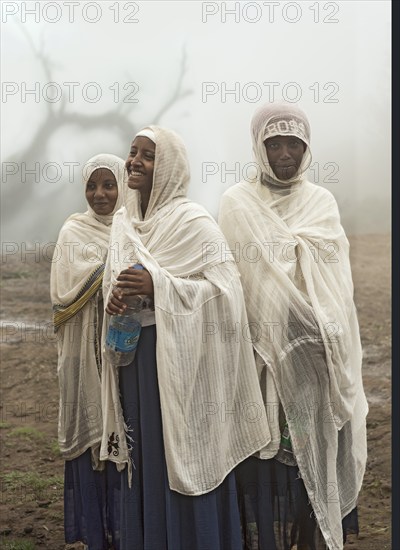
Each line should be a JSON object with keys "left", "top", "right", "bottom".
{"left": 16, "top": 22, "right": 55, "bottom": 116}
{"left": 2, "top": 30, "right": 192, "bottom": 237}
{"left": 152, "top": 45, "right": 193, "bottom": 124}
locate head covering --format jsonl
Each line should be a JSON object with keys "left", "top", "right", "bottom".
{"left": 135, "top": 128, "right": 156, "bottom": 143}
{"left": 251, "top": 102, "right": 312, "bottom": 187}
{"left": 82, "top": 153, "right": 126, "bottom": 225}
{"left": 52, "top": 153, "right": 126, "bottom": 327}
{"left": 123, "top": 125, "right": 190, "bottom": 222}
{"left": 101, "top": 126, "right": 271, "bottom": 494}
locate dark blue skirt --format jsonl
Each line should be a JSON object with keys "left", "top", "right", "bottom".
{"left": 117, "top": 324, "right": 243, "bottom": 550}
{"left": 235, "top": 456, "right": 359, "bottom": 550}
{"left": 64, "top": 447, "right": 121, "bottom": 549}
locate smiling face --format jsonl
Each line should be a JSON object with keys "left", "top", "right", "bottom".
{"left": 85, "top": 168, "right": 118, "bottom": 215}
{"left": 125, "top": 136, "right": 155, "bottom": 196}
{"left": 264, "top": 135, "right": 306, "bottom": 181}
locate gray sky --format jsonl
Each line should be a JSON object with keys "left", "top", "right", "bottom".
{"left": 1, "top": 0, "right": 391, "bottom": 242}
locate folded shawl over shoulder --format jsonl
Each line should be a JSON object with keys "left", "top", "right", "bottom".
{"left": 50, "top": 154, "right": 126, "bottom": 462}
{"left": 218, "top": 103, "right": 368, "bottom": 550}
{"left": 100, "top": 126, "right": 271, "bottom": 494}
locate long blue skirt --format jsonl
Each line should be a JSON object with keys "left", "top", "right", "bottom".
{"left": 117, "top": 325, "right": 243, "bottom": 550}
{"left": 115, "top": 325, "right": 359, "bottom": 550}
{"left": 64, "top": 448, "right": 120, "bottom": 549}
{"left": 235, "top": 456, "right": 359, "bottom": 549}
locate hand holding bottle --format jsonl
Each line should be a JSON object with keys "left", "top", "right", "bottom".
{"left": 106, "top": 266, "right": 154, "bottom": 315}
{"left": 105, "top": 263, "right": 151, "bottom": 366}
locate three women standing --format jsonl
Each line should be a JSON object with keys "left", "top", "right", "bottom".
{"left": 52, "top": 109, "right": 367, "bottom": 550}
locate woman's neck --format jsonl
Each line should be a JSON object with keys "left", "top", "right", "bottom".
{"left": 140, "top": 192, "right": 151, "bottom": 218}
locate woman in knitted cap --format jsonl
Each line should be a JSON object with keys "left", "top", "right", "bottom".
{"left": 100, "top": 126, "right": 271, "bottom": 549}
{"left": 218, "top": 103, "right": 368, "bottom": 550}
{"left": 51, "top": 154, "right": 126, "bottom": 549}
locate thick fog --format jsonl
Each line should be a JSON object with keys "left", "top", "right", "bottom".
{"left": 1, "top": 0, "right": 391, "bottom": 246}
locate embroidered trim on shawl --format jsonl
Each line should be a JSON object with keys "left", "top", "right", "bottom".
{"left": 53, "top": 265, "right": 104, "bottom": 331}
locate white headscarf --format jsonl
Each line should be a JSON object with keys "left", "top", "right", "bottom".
{"left": 82, "top": 153, "right": 126, "bottom": 223}
{"left": 50, "top": 154, "right": 126, "bottom": 461}
{"left": 122, "top": 125, "right": 189, "bottom": 221}
{"left": 100, "top": 126, "right": 272, "bottom": 494}
{"left": 134, "top": 128, "right": 156, "bottom": 143}
{"left": 219, "top": 104, "right": 368, "bottom": 550}
{"left": 251, "top": 101, "right": 312, "bottom": 187}
{"left": 51, "top": 154, "right": 126, "bottom": 325}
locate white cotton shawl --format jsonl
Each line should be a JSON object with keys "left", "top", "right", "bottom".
{"left": 100, "top": 126, "right": 272, "bottom": 494}
{"left": 218, "top": 103, "right": 368, "bottom": 550}
{"left": 50, "top": 154, "right": 126, "bottom": 462}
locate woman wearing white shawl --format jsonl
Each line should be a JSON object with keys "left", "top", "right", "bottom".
{"left": 100, "top": 126, "right": 271, "bottom": 549}
{"left": 218, "top": 103, "right": 368, "bottom": 550}
{"left": 50, "top": 153, "right": 125, "bottom": 550}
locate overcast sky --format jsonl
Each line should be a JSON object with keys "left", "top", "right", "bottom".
{"left": 1, "top": 0, "right": 391, "bottom": 242}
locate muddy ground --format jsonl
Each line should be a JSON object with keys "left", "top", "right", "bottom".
{"left": 0, "top": 234, "right": 391, "bottom": 549}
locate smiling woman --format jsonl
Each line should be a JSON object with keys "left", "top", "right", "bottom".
{"left": 100, "top": 126, "right": 271, "bottom": 549}
{"left": 85, "top": 167, "right": 119, "bottom": 216}
{"left": 50, "top": 153, "right": 126, "bottom": 549}
{"left": 125, "top": 133, "right": 156, "bottom": 216}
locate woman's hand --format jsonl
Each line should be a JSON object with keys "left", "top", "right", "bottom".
{"left": 105, "top": 267, "right": 154, "bottom": 315}
{"left": 116, "top": 267, "right": 154, "bottom": 296}
{"left": 106, "top": 288, "right": 127, "bottom": 315}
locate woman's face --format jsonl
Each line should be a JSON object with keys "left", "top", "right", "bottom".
{"left": 85, "top": 168, "right": 118, "bottom": 215}
{"left": 264, "top": 135, "right": 306, "bottom": 180}
{"left": 125, "top": 136, "right": 155, "bottom": 194}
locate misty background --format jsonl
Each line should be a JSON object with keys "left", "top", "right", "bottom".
{"left": 1, "top": 0, "right": 391, "bottom": 245}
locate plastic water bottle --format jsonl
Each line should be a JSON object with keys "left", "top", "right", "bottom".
{"left": 105, "top": 264, "right": 144, "bottom": 366}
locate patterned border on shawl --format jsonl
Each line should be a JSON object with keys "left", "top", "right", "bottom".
{"left": 53, "top": 264, "right": 104, "bottom": 332}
